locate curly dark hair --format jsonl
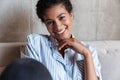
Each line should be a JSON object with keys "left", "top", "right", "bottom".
{"left": 36, "top": 0, "right": 73, "bottom": 22}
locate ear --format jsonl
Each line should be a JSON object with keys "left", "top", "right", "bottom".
{"left": 70, "top": 12, "right": 73, "bottom": 20}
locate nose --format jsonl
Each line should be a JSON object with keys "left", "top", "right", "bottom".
{"left": 54, "top": 20, "right": 63, "bottom": 32}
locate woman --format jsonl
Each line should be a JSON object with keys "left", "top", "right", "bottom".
{"left": 21, "top": 0, "right": 102, "bottom": 80}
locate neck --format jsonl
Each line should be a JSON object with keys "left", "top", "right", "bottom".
{"left": 58, "top": 44, "right": 68, "bottom": 58}
{"left": 59, "top": 47, "right": 66, "bottom": 58}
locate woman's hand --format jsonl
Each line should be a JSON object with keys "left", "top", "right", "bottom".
{"left": 58, "top": 38, "right": 98, "bottom": 80}
{"left": 57, "top": 38, "right": 90, "bottom": 56}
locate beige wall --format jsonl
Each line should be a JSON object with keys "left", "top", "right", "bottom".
{"left": 0, "top": 0, "right": 120, "bottom": 42}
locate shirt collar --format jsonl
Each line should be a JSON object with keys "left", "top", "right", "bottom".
{"left": 48, "top": 34, "right": 80, "bottom": 65}
{"left": 48, "top": 34, "right": 75, "bottom": 48}
{"left": 48, "top": 35, "right": 58, "bottom": 49}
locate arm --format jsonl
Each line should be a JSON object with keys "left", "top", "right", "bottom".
{"left": 83, "top": 49, "right": 98, "bottom": 80}
{"left": 20, "top": 34, "right": 43, "bottom": 61}
{"left": 58, "top": 38, "right": 98, "bottom": 80}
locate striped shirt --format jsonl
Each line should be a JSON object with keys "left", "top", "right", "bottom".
{"left": 21, "top": 33, "right": 102, "bottom": 80}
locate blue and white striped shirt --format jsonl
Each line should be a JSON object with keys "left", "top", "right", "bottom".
{"left": 21, "top": 33, "right": 102, "bottom": 80}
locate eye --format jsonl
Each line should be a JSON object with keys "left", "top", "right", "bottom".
{"left": 59, "top": 16, "right": 65, "bottom": 20}
{"left": 45, "top": 21, "right": 54, "bottom": 25}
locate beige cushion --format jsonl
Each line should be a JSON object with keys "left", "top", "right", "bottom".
{"left": 0, "top": 42, "right": 25, "bottom": 66}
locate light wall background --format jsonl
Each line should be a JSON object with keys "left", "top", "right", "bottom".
{"left": 0, "top": 0, "right": 120, "bottom": 42}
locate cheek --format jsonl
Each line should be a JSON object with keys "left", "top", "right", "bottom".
{"left": 46, "top": 26, "right": 54, "bottom": 35}
{"left": 65, "top": 19, "right": 72, "bottom": 28}
{"left": 64, "top": 16, "right": 72, "bottom": 26}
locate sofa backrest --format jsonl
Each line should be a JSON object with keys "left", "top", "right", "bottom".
{"left": 0, "top": 43, "right": 25, "bottom": 66}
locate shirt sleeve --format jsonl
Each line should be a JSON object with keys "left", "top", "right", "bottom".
{"left": 92, "top": 46, "right": 102, "bottom": 80}
{"left": 20, "top": 34, "right": 42, "bottom": 62}
{"left": 90, "top": 46, "right": 102, "bottom": 80}
{"left": 77, "top": 42, "right": 102, "bottom": 80}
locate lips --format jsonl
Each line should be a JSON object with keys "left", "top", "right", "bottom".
{"left": 58, "top": 28, "right": 66, "bottom": 34}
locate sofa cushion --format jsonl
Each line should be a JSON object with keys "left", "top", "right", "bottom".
{"left": 0, "top": 42, "right": 25, "bottom": 66}
{"left": 87, "top": 41, "right": 120, "bottom": 80}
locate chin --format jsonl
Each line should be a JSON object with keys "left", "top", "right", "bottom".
{"left": 56, "top": 35, "right": 71, "bottom": 41}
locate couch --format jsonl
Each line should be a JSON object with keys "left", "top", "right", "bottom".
{"left": 0, "top": 41, "right": 120, "bottom": 80}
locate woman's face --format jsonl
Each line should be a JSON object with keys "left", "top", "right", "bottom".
{"left": 43, "top": 4, "right": 73, "bottom": 41}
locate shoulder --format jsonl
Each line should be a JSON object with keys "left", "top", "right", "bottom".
{"left": 27, "top": 33, "right": 49, "bottom": 40}
{"left": 27, "top": 33, "right": 50, "bottom": 46}
{"left": 80, "top": 41, "right": 95, "bottom": 50}
{"left": 76, "top": 40, "right": 99, "bottom": 61}
{"left": 80, "top": 41, "right": 98, "bottom": 56}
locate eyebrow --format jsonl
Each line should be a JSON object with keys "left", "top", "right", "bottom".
{"left": 44, "top": 13, "right": 66, "bottom": 22}
{"left": 57, "top": 13, "right": 65, "bottom": 18}
{"left": 44, "top": 19, "right": 52, "bottom": 22}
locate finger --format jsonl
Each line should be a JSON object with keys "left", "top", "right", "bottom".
{"left": 58, "top": 41, "right": 68, "bottom": 51}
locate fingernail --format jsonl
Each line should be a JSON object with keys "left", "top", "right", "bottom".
{"left": 58, "top": 47, "right": 61, "bottom": 50}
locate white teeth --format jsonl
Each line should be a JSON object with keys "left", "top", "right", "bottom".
{"left": 58, "top": 28, "right": 66, "bottom": 34}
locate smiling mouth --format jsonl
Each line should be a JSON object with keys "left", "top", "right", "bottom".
{"left": 57, "top": 27, "right": 67, "bottom": 35}
{"left": 58, "top": 28, "right": 66, "bottom": 34}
